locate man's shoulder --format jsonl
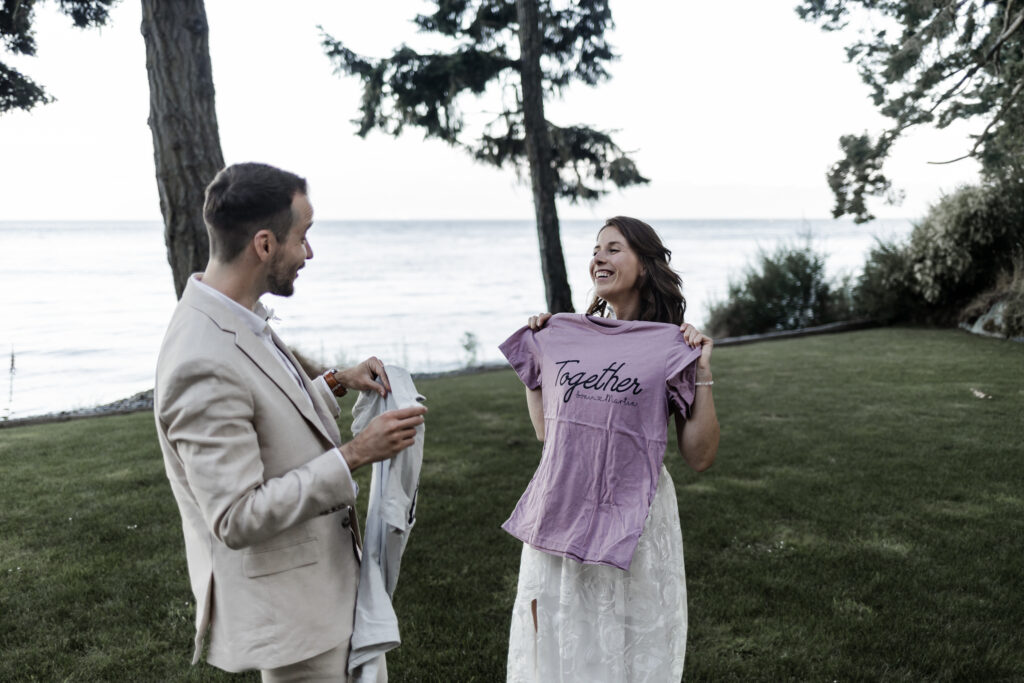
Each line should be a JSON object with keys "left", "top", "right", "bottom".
{"left": 154, "top": 306, "right": 247, "bottom": 415}
{"left": 158, "top": 301, "right": 239, "bottom": 370}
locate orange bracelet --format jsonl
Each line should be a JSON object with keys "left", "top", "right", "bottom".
{"left": 324, "top": 369, "right": 348, "bottom": 397}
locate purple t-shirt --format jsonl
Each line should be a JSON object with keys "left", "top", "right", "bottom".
{"left": 499, "top": 313, "right": 702, "bottom": 570}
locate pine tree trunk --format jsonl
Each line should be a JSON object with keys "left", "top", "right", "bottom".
{"left": 516, "top": 0, "right": 574, "bottom": 313}
{"left": 140, "top": 0, "right": 225, "bottom": 300}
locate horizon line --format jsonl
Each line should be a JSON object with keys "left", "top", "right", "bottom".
{"left": 0, "top": 216, "right": 916, "bottom": 223}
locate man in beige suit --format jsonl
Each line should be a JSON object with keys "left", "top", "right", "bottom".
{"left": 155, "top": 162, "right": 426, "bottom": 681}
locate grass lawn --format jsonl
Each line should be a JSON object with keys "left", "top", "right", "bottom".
{"left": 1, "top": 327, "right": 1022, "bottom": 681}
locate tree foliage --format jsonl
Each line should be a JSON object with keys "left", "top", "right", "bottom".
{"left": 0, "top": 0, "right": 114, "bottom": 114}
{"left": 797, "top": 0, "right": 1024, "bottom": 222}
{"left": 322, "top": 0, "right": 646, "bottom": 204}
{"left": 322, "top": 0, "right": 648, "bottom": 311}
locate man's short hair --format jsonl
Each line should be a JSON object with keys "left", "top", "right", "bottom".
{"left": 203, "top": 163, "right": 308, "bottom": 262}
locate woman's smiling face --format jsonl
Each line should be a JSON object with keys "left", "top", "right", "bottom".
{"left": 590, "top": 225, "right": 642, "bottom": 308}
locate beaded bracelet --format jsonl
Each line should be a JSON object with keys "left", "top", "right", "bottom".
{"left": 695, "top": 380, "right": 714, "bottom": 387}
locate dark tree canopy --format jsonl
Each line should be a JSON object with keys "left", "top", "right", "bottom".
{"left": 322, "top": 0, "right": 648, "bottom": 312}
{"left": 323, "top": 0, "right": 647, "bottom": 203}
{"left": 797, "top": 0, "right": 1024, "bottom": 222}
{"left": 0, "top": 0, "right": 114, "bottom": 113}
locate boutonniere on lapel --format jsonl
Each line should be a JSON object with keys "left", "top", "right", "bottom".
{"left": 258, "top": 302, "right": 281, "bottom": 323}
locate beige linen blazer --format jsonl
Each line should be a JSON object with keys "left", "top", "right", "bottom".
{"left": 154, "top": 277, "right": 360, "bottom": 672}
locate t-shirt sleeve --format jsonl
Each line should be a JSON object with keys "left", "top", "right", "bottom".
{"left": 498, "top": 325, "right": 543, "bottom": 390}
{"left": 665, "top": 341, "right": 703, "bottom": 418}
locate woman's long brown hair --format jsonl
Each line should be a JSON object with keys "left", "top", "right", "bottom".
{"left": 586, "top": 216, "right": 687, "bottom": 325}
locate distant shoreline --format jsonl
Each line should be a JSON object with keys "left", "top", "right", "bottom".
{"left": 4, "top": 219, "right": 914, "bottom": 429}
{"left": 0, "top": 364, "right": 511, "bottom": 430}
{"left": 1, "top": 321, "right": 889, "bottom": 430}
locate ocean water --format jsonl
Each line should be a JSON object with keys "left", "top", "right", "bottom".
{"left": 1, "top": 218, "right": 912, "bottom": 419}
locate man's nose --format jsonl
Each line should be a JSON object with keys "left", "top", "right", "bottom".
{"left": 305, "top": 241, "right": 313, "bottom": 259}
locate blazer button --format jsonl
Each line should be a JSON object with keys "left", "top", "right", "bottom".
{"left": 341, "top": 514, "right": 351, "bottom": 528}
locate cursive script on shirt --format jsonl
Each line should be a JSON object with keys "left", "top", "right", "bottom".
{"left": 553, "top": 360, "right": 643, "bottom": 403}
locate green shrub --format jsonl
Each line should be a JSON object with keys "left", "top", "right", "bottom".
{"left": 706, "top": 238, "right": 854, "bottom": 337}
{"left": 852, "top": 181, "right": 1024, "bottom": 326}
{"left": 854, "top": 238, "right": 920, "bottom": 322}
{"left": 904, "top": 183, "right": 1024, "bottom": 320}
{"left": 709, "top": 182, "right": 1024, "bottom": 334}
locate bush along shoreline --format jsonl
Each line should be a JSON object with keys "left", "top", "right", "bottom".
{"left": 706, "top": 180, "right": 1024, "bottom": 342}
{"left": 858, "top": 182, "right": 1024, "bottom": 336}
{"left": 704, "top": 233, "right": 854, "bottom": 338}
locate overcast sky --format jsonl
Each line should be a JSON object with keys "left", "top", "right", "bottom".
{"left": 0, "top": 0, "right": 981, "bottom": 221}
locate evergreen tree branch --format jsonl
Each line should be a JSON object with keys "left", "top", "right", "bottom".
{"left": 0, "top": 0, "right": 113, "bottom": 115}
{"left": 799, "top": 0, "right": 1024, "bottom": 221}
{"left": 929, "top": 74, "right": 1024, "bottom": 164}
{"left": 0, "top": 59, "right": 50, "bottom": 112}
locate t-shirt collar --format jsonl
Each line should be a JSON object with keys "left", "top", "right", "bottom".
{"left": 581, "top": 314, "right": 634, "bottom": 335}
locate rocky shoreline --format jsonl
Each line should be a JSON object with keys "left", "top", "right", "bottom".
{"left": 0, "top": 389, "right": 158, "bottom": 429}
{"left": 0, "top": 363, "right": 510, "bottom": 430}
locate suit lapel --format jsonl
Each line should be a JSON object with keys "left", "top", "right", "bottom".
{"left": 181, "top": 279, "right": 339, "bottom": 446}
{"left": 268, "top": 327, "right": 342, "bottom": 445}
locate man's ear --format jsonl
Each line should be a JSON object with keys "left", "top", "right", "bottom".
{"left": 252, "top": 229, "right": 276, "bottom": 263}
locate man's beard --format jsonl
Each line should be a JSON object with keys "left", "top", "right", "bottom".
{"left": 266, "top": 255, "right": 297, "bottom": 297}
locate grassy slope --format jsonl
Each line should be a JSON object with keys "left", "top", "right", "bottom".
{"left": 0, "top": 328, "right": 1021, "bottom": 681}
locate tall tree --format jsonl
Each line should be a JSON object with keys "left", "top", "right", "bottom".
{"left": 321, "top": 0, "right": 649, "bottom": 313}
{"left": 1, "top": 0, "right": 222, "bottom": 299}
{"left": 140, "top": 0, "right": 224, "bottom": 298}
{"left": 797, "top": 1, "right": 1024, "bottom": 222}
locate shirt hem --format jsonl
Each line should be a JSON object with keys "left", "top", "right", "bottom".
{"left": 501, "top": 523, "right": 635, "bottom": 571}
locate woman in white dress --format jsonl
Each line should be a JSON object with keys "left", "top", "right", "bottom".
{"left": 502, "top": 216, "right": 719, "bottom": 682}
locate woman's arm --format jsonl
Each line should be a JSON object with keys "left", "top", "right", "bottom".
{"left": 674, "top": 380, "right": 719, "bottom": 471}
{"left": 525, "top": 387, "right": 545, "bottom": 441}
{"left": 674, "top": 324, "right": 720, "bottom": 471}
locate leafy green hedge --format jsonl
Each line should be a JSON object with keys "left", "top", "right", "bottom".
{"left": 708, "top": 181, "right": 1024, "bottom": 337}
{"left": 705, "top": 237, "right": 853, "bottom": 338}
{"left": 854, "top": 181, "right": 1024, "bottom": 333}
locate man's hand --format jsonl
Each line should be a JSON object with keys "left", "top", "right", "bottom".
{"left": 335, "top": 357, "right": 391, "bottom": 398}
{"left": 339, "top": 405, "right": 427, "bottom": 471}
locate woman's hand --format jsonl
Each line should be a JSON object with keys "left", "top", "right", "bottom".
{"left": 528, "top": 313, "right": 553, "bottom": 331}
{"left": 679, "top": 323, "right": 713, "bottom": 373}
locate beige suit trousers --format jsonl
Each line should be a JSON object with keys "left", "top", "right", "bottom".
{"left": 261, "top": 646, "right": 387, "bottom": 683}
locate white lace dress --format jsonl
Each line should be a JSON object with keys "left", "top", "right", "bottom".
{"left": 506, "top": 465, "right": 687, "bottom": 682}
